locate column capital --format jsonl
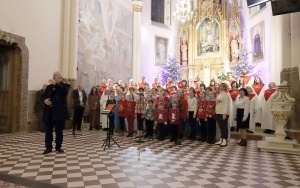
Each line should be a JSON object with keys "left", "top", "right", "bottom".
{"left": 132, "top": 1, "right": 143, "bottom": 12}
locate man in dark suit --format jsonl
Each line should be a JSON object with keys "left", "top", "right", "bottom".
{"left": 43, "top": 71, "right": 70, "bottom": 155}
{"left": 72, "top": 84, "right": 87, "bottom": 134}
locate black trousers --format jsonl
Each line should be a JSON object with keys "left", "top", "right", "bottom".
{"left": 216, "top": 114, "right": 229, "bottom": 139}
{"left": 119, "top": 117, "right": 125, "bottom": 131}
{"left": 199, "top": 118, "right": 207, "bottom": 140}
{"left": 207, "top": 118, "right": 216, "bottom": 142}
{"left": 137, "top": 113, "right": 144, "bottom": 131}
{"left": 188, "top": 111, "right": 197, "bottom": 139}
{"left": 73, "top": 106, "right": 85, "bottom": 131}
{"left": 170, "top": 124, "right": 179, "bottom": 141}
{"left": 145, "top": 119, "right": 154, "bottom": 138}
{"left": 45, "top": 119, "right": 63, "bottom": 151}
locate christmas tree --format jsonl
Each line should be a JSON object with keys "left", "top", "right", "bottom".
{"left": 161, "top": 56, "right": 183, "bottom": 85}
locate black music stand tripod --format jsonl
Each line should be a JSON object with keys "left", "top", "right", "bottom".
{"left": 101, "top": 110, "right": 120, "bottom": 151}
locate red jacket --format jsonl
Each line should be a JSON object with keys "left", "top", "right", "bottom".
{"left": 118, "top": 99, "right": 127, "bottom": 117}
{"left": 206, "top": 100, "right": 216, "bottom": 118}
{"left": 197, "top": 99, "right": 207, "bottom": 119}
{"left": 155, "top": 109, "right": 168, "bottom": 123}
{"left": 179, "top": 97, "right": 188, "bottom": 119}
{"left": 169, "top": 108, "right": 180, "bottom": 125}
{"left": 155, "top": 97, "right": 169, "bottom": 110}
{"left": 126, "top": 100, "right": 136, "bottom": 117}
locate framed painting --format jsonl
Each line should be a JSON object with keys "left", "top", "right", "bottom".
{"left": 154, "top": 36, "right": 168, "bottom": 66}
{"left": 251, "top": 21, "right": 264, "bottom": 63}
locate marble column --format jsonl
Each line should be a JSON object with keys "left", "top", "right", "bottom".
{"left": 61, "top": 0, "right": 79, "bottom": 129}
{"left": 61, "top": 0, "right": 79, "bottom": 80}
{"left": 132, "top": 1, "right": 143, "bottom": 82}
{"left": 291, "top": 13, "right": 300, "bottom": 73}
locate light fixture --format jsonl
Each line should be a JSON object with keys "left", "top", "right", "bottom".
{"left": 173, "top": 0, "right": 193, "bottom": 24}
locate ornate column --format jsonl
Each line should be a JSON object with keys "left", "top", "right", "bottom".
{"left": 257, "top": 81, "right": 300, "bottom": 155}
{"left": 291, "top": 13, "right": 300, "bottom": 70}
{"left": 132, "top": 1, "right": 143, "bottom": 82}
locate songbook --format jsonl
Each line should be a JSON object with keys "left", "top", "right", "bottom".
{"left": 101, "top": 104, "right": 115, "bottom": 114}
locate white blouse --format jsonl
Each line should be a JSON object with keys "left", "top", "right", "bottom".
{"left": 187, "top": 96, "right": 198, "bottom": 115}
{"left": 234, "top": 95, "right": 250, "bottom": 119}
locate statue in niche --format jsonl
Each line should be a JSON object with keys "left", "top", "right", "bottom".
{"left": 230, "top": 35, "right": 239, "bottom": 62}
{"left": 181, "top": 40, "right": 188, "bottom": 62}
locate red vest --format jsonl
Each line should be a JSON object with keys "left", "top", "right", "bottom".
{"left": 248, "top": 93, "right": 256, "bottom": 100}
{"left": 197, "top": 99, "right": 207, "bottom": 119}
{"left": 240, "top": 75, "right": 252, "bottom": 85}
{"left": 169, "top": 108, "right": 180, "bottom": 125}
{"left": 156, "top": 109, "right": 168, "bottom": 123}
{"left": 252, "top": 84, "right": 264, "bottom": 95}
{"left": 229, "top": 89, "right": 239, "bottom": 101}
{"left": 264, "top": 89, "right": 276, "bottom": 101}
{"left": 118, "top": 99, "right": 127, "bottom": 117}
{"left": 206, "top": 100, "right": 216, "bottom": 118}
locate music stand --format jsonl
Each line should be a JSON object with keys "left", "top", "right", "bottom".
{"left": 101, "top": 104, "right": 121, "bottom": 151}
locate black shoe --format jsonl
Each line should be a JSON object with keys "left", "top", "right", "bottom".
{"left": 77, "top": 129, "right": 82, "bottom": 131}
{"left": 43, "top": 149, "right": 52, "bottom": 155}
{"left": 89, "top": 127, "right": 93, "bottom": 130}
{"left": 56, "top": 149, "right": 64, "bottom": 153}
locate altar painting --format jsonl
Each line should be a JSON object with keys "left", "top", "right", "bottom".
{"left": 196, "top": 18, "right": 220, "bottom": 57}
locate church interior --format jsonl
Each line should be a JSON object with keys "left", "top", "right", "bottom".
{"left": 1, "top": 0, "right": 300, "bottom": 187}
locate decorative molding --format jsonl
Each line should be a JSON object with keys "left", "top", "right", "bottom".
{"left": 133, "top": 4, "right": 142, "bottom": 12}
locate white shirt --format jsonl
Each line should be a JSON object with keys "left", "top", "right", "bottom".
{"left": 216, "top": 91, "right": 230, "bottom": 115}
{"left": 187, "top": 96, "right": 198, "bottom": 115}
{"left": 234, "top": 95, "right": 250, "bottom": 119}
{"left": 78, "top": 90, "right": 83, "bottom": 102}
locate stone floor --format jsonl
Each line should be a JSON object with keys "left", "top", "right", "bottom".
{"left": 0, "top": 130, "right": 300, "bottom": 188}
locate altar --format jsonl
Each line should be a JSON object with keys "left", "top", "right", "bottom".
{"left": 178, "top": 0, "right": 241, "bottom": 84}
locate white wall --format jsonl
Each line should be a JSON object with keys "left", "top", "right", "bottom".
{"left": 140, "top": 0, "right": 178, "bottom": 85}
{"left": 0, "top": 0, "right": 63, "bottom": 90}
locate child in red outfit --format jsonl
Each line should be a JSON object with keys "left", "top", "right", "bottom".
{"left": 197, "top": 91, "right": 207, "bottom": 142}
{"left": 117, "top": 93, "right": 127, "bottom": 135}
{"left": 169, "top": 101, "right": 180, "bottom": 144}
{"left": 206, "top": 91, "right": 216, "bottom": 144}
{"left": 155, "top": 103, "right": 168, "bottom": 141}
{"left": 126, "top": 94, "right": 136, "bottom": 137}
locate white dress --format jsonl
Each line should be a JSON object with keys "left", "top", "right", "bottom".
{"left": 100, "top": 94, "right": 109, "bottom": 128}
{"left": 261, "top": 89, "right": 277, "bottom": 130}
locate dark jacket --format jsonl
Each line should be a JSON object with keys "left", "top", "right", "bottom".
{"left": 43, "top": 81, "right": 70, "bottom": 122}
{"left": 34, "top": 89, "right": 45, "bottom": 112}
{"left": 72, "top": 89, "right": 87, "bottom": 108}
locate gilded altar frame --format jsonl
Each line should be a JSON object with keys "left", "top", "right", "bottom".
{"left": 182, "top": 0, "right": 233, "bottom": 84}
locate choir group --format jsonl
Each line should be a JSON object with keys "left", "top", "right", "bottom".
{"left": 82, "top": 68, "right": 278, "bottom": 147}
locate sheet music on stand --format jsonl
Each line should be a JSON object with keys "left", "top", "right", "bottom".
{"left": 100, "top": 104, "right": 120, "bottom": 151}
{"left": 101, "top": 104, "right": 115, "bottom": 114}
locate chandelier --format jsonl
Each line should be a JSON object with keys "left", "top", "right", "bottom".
{"left": 173, "top": 0, "right": 193, "bottom": 24}
{"left": 0, "top": 29, "right": 15, "bottom": 44}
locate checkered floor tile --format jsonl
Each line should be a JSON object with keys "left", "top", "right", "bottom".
{"left": 0, "top": 130, "right": 300, "bottom": 188}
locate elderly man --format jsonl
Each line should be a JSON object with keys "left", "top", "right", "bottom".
{"left": 43, "top": 71, "right": 70, "bottom": 154}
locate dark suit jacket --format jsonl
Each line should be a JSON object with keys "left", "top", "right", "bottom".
{"left": 34, "top": 89, "right": 45, "bottom": 112}
{"left": 73, "top": 89, "right": 87, "bottom": 108}
{"left": 43, "top": 81, "right": 70, "bottom": 122}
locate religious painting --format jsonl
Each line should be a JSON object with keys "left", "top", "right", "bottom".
{"left": 196, "top": 18, "right": 221, "bottom": 57}
{"left": 251, "top": 21, "right": 264, "bottom": 63}
{"left": 77, "top": 0, "right": 133, "bottom": 91}
{"left": 154, "top": 36, "right": 168, "bottom": 66}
